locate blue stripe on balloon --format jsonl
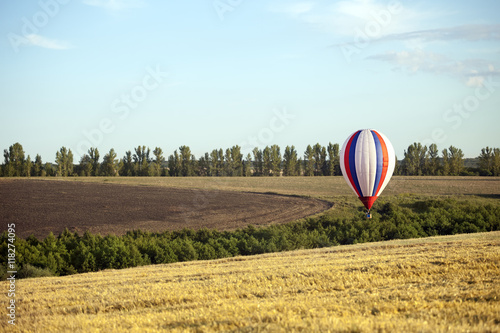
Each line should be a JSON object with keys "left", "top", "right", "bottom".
{"left": 349, "top": 131, "right": 363, "bottom": 196}
{"left": 371, "top": 130, "right": 383, "bottom": 196}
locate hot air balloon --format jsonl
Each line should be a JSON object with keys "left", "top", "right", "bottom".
{"left": 340, "top": 129, "right": 395, "bottom": 218}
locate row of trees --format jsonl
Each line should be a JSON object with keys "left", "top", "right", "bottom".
{"left": 400, "top": 143, "right": 500, "bottom": 176}
{"left": 1, "top": 142, "right": 341, "bottom": 177}
{"left": 2, "top": 142, "right": 500, "bottom": 178}
{"left": 2, "top": 197, "right": 499, "bottom": 278}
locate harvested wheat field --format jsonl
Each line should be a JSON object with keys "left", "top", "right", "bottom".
{"left": 8, "top": 232, "right": 500, "bottom": 332}
{"left": 0, "top": 179, "right": 330, "bottom": 239}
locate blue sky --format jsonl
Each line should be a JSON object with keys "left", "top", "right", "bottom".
{"left": 1, "top": 0, "right": 499, "bottom": 162}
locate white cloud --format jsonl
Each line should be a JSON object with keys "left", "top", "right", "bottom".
{"left": 268, "top": 2, "right": 314, "bottom": 18}
{"left": 271, "top": 0, "right": 423, "bottom": 38}
{"left": 272, "top": 0, "right": 500, "bottom": 86}
{"left": 368, "top": 49, "right": 500, "bottom": 86}
{"left": 83, "top": 0, "right": 144, "bottom": 11}
{"left": 369, "top": 49, "right": 452, "bottom": 73}
{"left": 274, "top": 1, "right": 500, "bottom": 47}
{"left": 379, "top": 24, "right": 500, "bottom": 43}
{"left": 335, "top": 0, "right": 387, "bottom": 21}
{"left": 466, "top": 76, "right": 485, "bottom": 87}
{"left": 287, "top": 2, "right": 314, "bottom": 16}
{"left": 25, "top": 34, "right": 71, "bottom": 50}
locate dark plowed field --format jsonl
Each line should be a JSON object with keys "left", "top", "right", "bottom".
{"left": 0, "top": 179, "right": 331, "bottom": 239}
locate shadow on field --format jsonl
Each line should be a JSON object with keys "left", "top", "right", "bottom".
{"left": 471, "top": 194, "right": 500, "bottom": 199}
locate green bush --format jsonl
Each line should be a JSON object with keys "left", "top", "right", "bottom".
{"left": 1, "top": 196, "right": 499, "bottom": 278}
{"left": 18, "top": 264, "right": 54, "bottom": 279}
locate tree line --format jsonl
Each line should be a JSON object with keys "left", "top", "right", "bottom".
{"left": 1, "top": 197, "right": 499, "bottom": 278}
{"left": 399, "top": 143, "right": 500, "bottom": 176}
{"left": 1, "top": 142, "right": 499, "bottom": 178}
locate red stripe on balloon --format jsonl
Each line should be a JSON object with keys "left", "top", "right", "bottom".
{"left": 372, "top": 130, "right": 389, "bottom": 196}
{"left": 359, "top": 196, "right": 378, "bottom": 210}
{"left": 344, "top": 131, "right": 361, "bottom": 198}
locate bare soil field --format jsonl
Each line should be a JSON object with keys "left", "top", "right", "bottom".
{"left": 0, "top": 179, "right": 330, "bottom": 239}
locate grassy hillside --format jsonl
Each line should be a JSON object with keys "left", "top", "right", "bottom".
{"left": 7, "top": 232, "right": 500, "bottom": 332}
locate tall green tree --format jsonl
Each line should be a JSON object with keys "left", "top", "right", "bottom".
{"left": 252, "top": 148, "right": 263, "bottom": 176}
{"left": 313, "top": 143, "right": 327, "bottom": 176}
{"left": 101, "top": 149, "right": 119, "bottom": 176}
{"left": 428, "top": 144, "right": 440, "bottom": 176}
{"left": 33, "top": 154, "right": 43, "bottom": 177}
{"left": 120, "top": 151, "right": 135, "bottom": 176}
{"left": 55, "top": 147, "right": 73, "bottom": 177}
{"left": 197, "top": 153, "right": 210, "bottom": 177}
{"left": 4, "top": 142, "right": 25, "bottom": 176}
{"left": 283, "top": 145, "right": 298, "bottom": 176}
{"left": 224, "top": 148, "right": 233, "bottom": 176}
{"left": 441, "top": 148, "right": 450, "bottom": 176}
{"left": 209, "top": 149, "right": 220, "bottom": 176}
{"left": 270, "top": 144, "right": 281, "bottom": 176}
{"left": 89, "top": 148, "right": 100, "bottom": 176}
{"left": 493, "top": 148, "right": 500, "bottom": 176}
{"left": 243, "top": 153, "right": 252, "bottom": 176}
{"left": 448, "top": 146, "right": 464, "bottom": 176}
{"left": 79, "top": 154, "right": 93, "bottom": 176}
{"left": 304, "top": 145, "right": 314, "bottom": 176}
{"left": 67, "top": 149, "right": 74, "bottom": 177}
{"left": 262, "top": 146, "right": 272, "bottom": 176}
{"left": 402, "top": 142, "right": 428, "bottom": 175}
{"left": 327, "top": 142, "right": 340, "bottom": 176}
{"left": 217, "top": 149, "right": 224, "bottom": 176}
{"left": 24, "top": 155, "right": 32, "bottom": 177}
{"left": 133, "top": 146, "right": 151, "bottom": 176}
{"left": 179, "top": 145, "right": 194, "bottom": 176}
{"left": 296, "top": 157, "right": 303, "bottom": 176}
{"left": 231, "top": 145, "right": 243, "bottom": 176}
{"left": 44, "top": 162, "right": 54, "bottom": 177}
{"left": 477, "top": 147, "right": 500, "bottom": 176}
{"left": 168, "top": 150, "right": 182, "bottom": 177}
{"left": 2, "top": 149, "right": 11, "bottom": 176}
{"left": 152, "top": 147, "right": 165, "bottom": 177}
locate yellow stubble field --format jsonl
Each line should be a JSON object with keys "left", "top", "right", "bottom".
{"left": 6, "top": 231, "right": 500, "bottom": 332}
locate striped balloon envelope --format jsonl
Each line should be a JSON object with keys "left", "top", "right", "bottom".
{"left": 340, "top": 129, "right": 396, "bottom": 213}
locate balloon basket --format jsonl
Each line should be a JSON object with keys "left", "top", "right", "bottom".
{"left": 366, "top": 211, "right": 372, "bottom": 219}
